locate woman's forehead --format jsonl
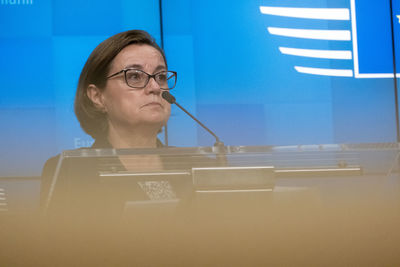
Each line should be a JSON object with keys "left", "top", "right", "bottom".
{"left": 112, "top": 44, "right": 166, "bottom": 70}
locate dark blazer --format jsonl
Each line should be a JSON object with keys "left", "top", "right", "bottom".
{"left": 40, "top": 138, "right": 165, "bottom": 208}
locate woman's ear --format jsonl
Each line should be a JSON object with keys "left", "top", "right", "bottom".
{"left": 87, "top": 84, "right": 106, "bottom": 111}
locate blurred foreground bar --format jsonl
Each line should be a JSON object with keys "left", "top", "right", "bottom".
{"left": 1, "top": 143, "right": 399, "bottom": 266}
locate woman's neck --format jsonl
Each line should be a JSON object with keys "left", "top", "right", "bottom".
{"left": 105, "top": 123, "right": 164, "bottom": 171}
{"left": 106, "top": 123, "right": 160, "bottom": 149}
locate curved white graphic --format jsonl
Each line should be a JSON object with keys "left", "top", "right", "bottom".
{"left": 295, "top": 66, "right": 354, "bottom": 77}
{"left": 279, "top": 47, "right": 352, "bottom": 59}
{"left": 260, "top": 6, "right": 350, "bottom": 20}
{"left": 268, "top": 27, "right": 351, "bottom": 40}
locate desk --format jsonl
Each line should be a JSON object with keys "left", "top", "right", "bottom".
{"left": 2, "top": 143, "right": 400, "bottom": 266}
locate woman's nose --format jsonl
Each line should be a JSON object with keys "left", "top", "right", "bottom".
{"left": 144, "top": 76, "right": 162, "bottom": 94}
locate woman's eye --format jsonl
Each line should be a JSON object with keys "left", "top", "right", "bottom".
{"left": 126, "top": 72, "right": 142, "bottom": 81}
{"left": 156, "top": 73, "right": 168, "bottom": 82}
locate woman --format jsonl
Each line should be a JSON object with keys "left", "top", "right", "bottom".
{"left": 41, "top": 30, "right": 178, "bottom": 207}
{"left": 75, "top": 30, "right": 175, "bottom": 149}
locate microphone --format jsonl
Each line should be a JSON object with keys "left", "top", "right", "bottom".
{"left": 162, "top": 91, "right": 225, "bottom": 148}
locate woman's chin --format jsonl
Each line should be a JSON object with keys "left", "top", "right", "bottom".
{"left": 138, "top": 115, "right": 169, "bottom": 127}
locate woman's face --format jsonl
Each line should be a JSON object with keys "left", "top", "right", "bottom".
{"left": 94, "top": 44, "right": 171, "bottom": 133}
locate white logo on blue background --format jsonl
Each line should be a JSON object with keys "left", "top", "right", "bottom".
{"left": 260, "top": 0, "right": 398, "bottom": 78}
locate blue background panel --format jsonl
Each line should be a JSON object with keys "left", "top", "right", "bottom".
{"left": 264, "top": 103, "right": 334, "bottom": 146}
{"left": 196, "top": 104, "right": 267, "bottom": 146}
{"left": 52, "top": 0, "right": 161, "bottom": 36}
{"left": 332, "top": 78, "right": 397, "bottom": 143}
{"left": 0, "top": 0, "right": 399, "bottom": 177}
{"left": 52, "top": 0, "right": 123, "bottom": 36}
{"left": 120, "top": 0, "right": 161, "bottom": 34}
{"left": 355, "top": 0, "right": 394, "bottom": 74}
{"left": 0, "top": 38, "right": 54, "bottom": 108}
{"left": 0, "top": 0, "right": 52, "bottom": 37}
{"left": 0, "top": 108, "right": 57, "bottom": 176}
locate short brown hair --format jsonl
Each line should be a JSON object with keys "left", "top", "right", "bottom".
{"left": 74, "top": 30, "right": 167, "bottom": 139}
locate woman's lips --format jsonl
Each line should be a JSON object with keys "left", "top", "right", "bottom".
{"left": 142, "top": 102, "right": 163, "bottom": 108}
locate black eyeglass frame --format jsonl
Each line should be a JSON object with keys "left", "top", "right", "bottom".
{"left": 106, "top": 68, "right": 177, "bottom": 90}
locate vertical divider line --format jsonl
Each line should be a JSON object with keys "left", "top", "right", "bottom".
{"left": 350, "top": 0, "right": 360, "bottom": 77}
{"left": 159, "top": 0, "right": 165, "bottom": 48}
{"left": 389, "top": 0, "right": 400, "bottom": 142}
{"left": 159, "top": 0, "right": 169, "bottom": 146}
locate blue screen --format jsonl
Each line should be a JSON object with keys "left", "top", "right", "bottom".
{"left": 164, "top": 0, "right": 397, "bottom": 146}
{"left": 0, "top": 0, "right": 399, "bottom": 176}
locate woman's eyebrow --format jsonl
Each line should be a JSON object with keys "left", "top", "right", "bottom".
{"left": 124, "top": 64, "right": 166, "bottom": 72}
{"left": 125, "top": 64, "right": 143, "bottom": 69}
{"left": 154, "top": 65, "right": 167, "bottom": 72}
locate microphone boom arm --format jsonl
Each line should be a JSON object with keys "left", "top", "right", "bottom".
{"left": 174, "top": 102, "right": 223, "bottom": 147}
{"left": 162, "top": 91, "right": 224, "bottom": 147}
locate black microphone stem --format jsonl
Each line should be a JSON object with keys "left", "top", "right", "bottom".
{"left": 162, "top": 91, "right": 224, "bottom": 147}
{"left": 173, "top": 102, "right": 222, "bottom": 147}
{"left": 162, "top": 91, "right": 226, "bottom": 166}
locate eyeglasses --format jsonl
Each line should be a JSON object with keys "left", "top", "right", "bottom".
{"left": 107, "top": 68, "right": 177, "bottom": 90}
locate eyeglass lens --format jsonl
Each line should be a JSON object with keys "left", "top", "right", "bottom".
{"left": 125, "top": 70, "right": 176, "bottom": 89}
